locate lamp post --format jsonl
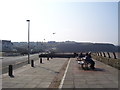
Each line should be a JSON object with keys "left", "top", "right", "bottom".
{"left": 26, "top": 20, "right": 30, "bottom": 64}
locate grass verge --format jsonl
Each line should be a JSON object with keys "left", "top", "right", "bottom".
{"left": 92, "top": 54, "right": 120, "bottom": 70}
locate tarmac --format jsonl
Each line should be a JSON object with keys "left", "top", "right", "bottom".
{"left": 2, "top": 57, "right": 119, "bottom": 89}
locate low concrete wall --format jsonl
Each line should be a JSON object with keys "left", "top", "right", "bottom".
{"left": 39, "top": 53, "right": 77, "bottom": 58}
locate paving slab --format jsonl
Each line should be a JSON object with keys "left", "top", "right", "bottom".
{"left": 61, "top": 58, "right": 118, "bottom": 88}
{"left": 2, "top": 58, "right": 68, "bottom": 88}
{"left": 2, "top": 57, "right": 119, "bottom": 89}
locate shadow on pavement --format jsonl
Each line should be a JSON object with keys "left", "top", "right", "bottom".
{"left": 80, "top": 67, "right": 106, "bottom": 72}
{"left": 93, "top": 68, "right": 106, "bottom": 72}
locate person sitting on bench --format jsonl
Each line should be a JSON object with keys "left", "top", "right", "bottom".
{"left": 77, "top": 53, "right": 88, "bottom": 69}
{"left": 77, "top": 53, "right": 85, "bottom": 60}
{"left": 85, "top": 52, "right": 95, "bottom": 70}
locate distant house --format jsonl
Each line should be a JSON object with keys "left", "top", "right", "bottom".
{"left": 0, "top": 40, "right": 13, "bottom": 52}
{"left": 48, "top": 41, "right": 56, "bottom": 43}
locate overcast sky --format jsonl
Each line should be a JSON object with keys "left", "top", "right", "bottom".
{"left": 0, "top": 0, "right": 119, "bottom": 45}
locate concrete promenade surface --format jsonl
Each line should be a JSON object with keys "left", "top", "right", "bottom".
{"left": 2, "top": 58, "right": 68, "bottom": 88}
{"left": 2, "top": 57, "right": 119, "bottom": 89}
{"left": 61, "top": 58, "right": 118, "bottom": 88}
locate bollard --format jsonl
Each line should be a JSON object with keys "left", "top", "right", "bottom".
{"left": 103, "top": 52, "right": 106, "bottom": 57}
{"left": 107, "top": 52, "right": 111, "bottom": 58}
{"left": 47, "top": 57, "right": 49, "bottom": 60}
{"left": 113, "top": 52, "right": 117, "bottom": 59}
{"left": 8, "top": 65, "right": 13, "bottom": 77}
{"left": 40, "top": 58, "right": 42, "bottom": 63}
{"left": 31, "top": 60, "right": 34, "bottom": 67}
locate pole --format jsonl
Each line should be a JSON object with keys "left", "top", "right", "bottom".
{"left": 26, "top": 20, "right": 30, "bottom": 64}
{"left": 113, "top": 52, "right": 117, "bottom": 59}
{"left": 103, "top": 52, "right": 106, "bottom": 57}
{"left": 107, "top": 52, "right": 111, "bottom": 58}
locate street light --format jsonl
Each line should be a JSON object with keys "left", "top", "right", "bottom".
{"left": 26, "top": 20, "right": 30, "bottom": 64}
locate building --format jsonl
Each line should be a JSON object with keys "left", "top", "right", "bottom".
{"left": 0, "top": 40, "right": 13, "bottom": 52}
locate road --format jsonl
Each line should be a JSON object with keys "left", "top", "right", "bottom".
{"left": 0, "top": 54, "right": 39, "bottom": 74}
{"left": 2, "top": 54, "right": 39, "bottom": 67}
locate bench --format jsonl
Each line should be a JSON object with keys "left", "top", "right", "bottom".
{"left": 77, "top": 57, "right": 89, "bottom": 69}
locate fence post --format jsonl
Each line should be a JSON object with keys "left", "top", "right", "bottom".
{"left": 113, "top": 52, "right": 117, "bottom": 59}
{"left": 40, "top": 57, "right": 42, "bottom": 63}
{"left": 103, "top": 52, "right": 106, "bottom": 57}
{"left": 8, "top": 65, "right": 14, "bottom": 77}
{"left": 107, "top": 52, "right": 111, "bottom": 58}
{"left": 31, "top": 60, "right": 34, "bottom": 67}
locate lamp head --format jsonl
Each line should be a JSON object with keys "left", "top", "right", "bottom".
{"left": 26, "top": 20, "right": 30, "bottom": 22}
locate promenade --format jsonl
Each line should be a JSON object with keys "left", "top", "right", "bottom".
{"left": 2, "top": 57, "right": 119, "bottom": 89}
{"left": 2, "top": 58, "right": 68, "bottom": 88}
{"left": 60, "top": 58, "right": 118, "bottom": 88}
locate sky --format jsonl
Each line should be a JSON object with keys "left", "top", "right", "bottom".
{"left": 0, "top": 0, "right": 119, "bottom": 45}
